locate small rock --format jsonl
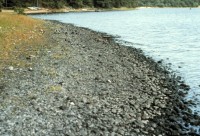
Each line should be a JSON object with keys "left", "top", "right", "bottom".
{"left": 170, "top": 123, "right": 179, "bottom": 130}
{"left": 82, "top": 97, "right": 88, "bottom": 104}
{"left": 58, "top": 81, "right": 64, "bottom": 86}
{"left": 152, "top": 123, "right": 157, "bottom": 128}
{"left": 142, "top": 112, "right": 149, "bottom": 120}
{"left": 79, "top": 129, "right": 87, "bottom": 135}
{"left": 158, "top": 103, "right": 165, "bottom": 108}
{"left": 104, "top": 108, "right": 109, "bottom": 113}
{"left": 107, "top": 80, "right": 112, "bottom": 83}
{"left": 137, "top": 120, "right": 145, "bottom": 128}
{"left": 145, "top": 100, "right": 152, "bottom": 108}
{"left": 141, "top": 120, "right": 149, "bottom": 124}
{"left": 28, "top": 67, "right": 33, "bottom": 71}
{"left": 8, "top": 66, "right": 14, "bottom": 71}
{"left": 129, "top": 100, "right": 135, "bottom": 106}
{"left": 180, "top": 83, "right": 190, "bottom": 90}
{"left": 111, "top": 108, "right": 117, "bottom": 114}
{"left": 70, "top": 102, "right": 75, "bottom": 106}
{"left": 94, "top": 77, "right": 100, "bottom": 80}
{"left": 157, "top": 60, "right": 163, "bottom": 64}
{"left": 134, "top": 129, "right": 140, "bottom": 133}
{"left": 151, "top": 86, "right": 157, "bottom": 92}
{"left": 58, "top": 105, "right": 67, "bottom": 110}
{"left": 111, "top": 132, "right": 116, "bottom": 136}
{"left": 26, "top": 55, "right": 36, "bottom": 60}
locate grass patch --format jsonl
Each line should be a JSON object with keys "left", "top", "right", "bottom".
{"left": 41, "top": 68, "right": 59, "bottom": 77}
{"left": 0, "top": 12, "right": 45, "bottom": 72}
{"left": 47, "top": 85, "right": 63, "bottom": 92}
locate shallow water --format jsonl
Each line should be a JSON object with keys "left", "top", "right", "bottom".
{"left": 32, "top": 8, "right": 200, "bottom": 114}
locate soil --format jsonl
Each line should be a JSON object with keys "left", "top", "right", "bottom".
{"left": 0, "top": 20, "right": 200, "bottom": 136}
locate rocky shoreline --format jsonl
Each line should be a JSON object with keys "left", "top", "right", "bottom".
{"left": 0, "top": 20, "right": 200, "bottom": 135}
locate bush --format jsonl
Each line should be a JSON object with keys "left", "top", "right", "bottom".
{"left": 14, "top": 7, "right": 24, "bottom": 14}
{"left": 0, "top": 2, "right": 2, "bottom": 12}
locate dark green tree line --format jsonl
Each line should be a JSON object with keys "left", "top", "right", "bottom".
{"left": 138, "top": 0, "right": 200, "bottom": 7}
{"left": 1, "top": 0, "right": 138, "bottom": 8}
{"left": 0, "top": 0, "right": 199, "bottom": 9}
{"left": 0, "top": 0, "right": 4, "bottom": 11}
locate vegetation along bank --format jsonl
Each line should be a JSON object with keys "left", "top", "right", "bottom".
{"left": 0, "top": 0, "right": 200, "bottom": 11}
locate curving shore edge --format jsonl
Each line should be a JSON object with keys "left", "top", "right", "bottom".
{"left": 0, "top": 20, "right": 200, "bottom": 135}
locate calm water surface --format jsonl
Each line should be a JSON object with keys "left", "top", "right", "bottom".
{"left": 32, "top": 8, "right": 200, "bottom": 113}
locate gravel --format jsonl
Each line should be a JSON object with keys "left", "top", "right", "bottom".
{"left": 0, "top": 20, "right": 200, "bottom": 136}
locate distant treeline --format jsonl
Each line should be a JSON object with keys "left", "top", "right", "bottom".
{"left": 0, "top": 0, "right": 137, "bottom": 9}
{"left": 0, "top": 0, "right": 200, "bottom": 9}
{"left": 138, "top": 0, "right": 200, "bottom": 7}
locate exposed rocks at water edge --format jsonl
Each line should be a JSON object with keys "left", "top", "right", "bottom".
{"left": 0, "top": 20, "right": 200, "bottom": 136}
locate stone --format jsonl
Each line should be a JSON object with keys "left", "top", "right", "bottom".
{"left": 137, "top": 120, "right": 145, "bottom": 128}
{"left": 134, "top": 129, "right": 140, "bottom": 133}
{"left": 58, "top": 105, "right": 67, "bottom": 110}
{"left": 157, "top": 60, "right": 163, "bottom": 64}
{"left": 8, "top": 66, "right": 14, "bottom": 71}
{"left": 82, "top": 97, "right": 88, "bottom": 103}
{"left": 26, "top": 55, "right": 36, "bottom": 60}
{"left": 28, "top": 67, "right": 33, "bottom": 71}
{"left": 107, "top": 80, "right": 112, "bottom": 83}
{"left": 142, "top": 112, "right": 149, "bottom": 120}
{"left": 129, "top": 100, "right": 135, "bottom": 106}
{"left": 111, "top": 108, "right": 117, "bottom": 114}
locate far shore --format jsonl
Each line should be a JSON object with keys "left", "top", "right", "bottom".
{"left": 1, "top": 7, "right": 136, "bottom": 15}
{"left": 1, "top": 6, "right": 200, "bottom": 15}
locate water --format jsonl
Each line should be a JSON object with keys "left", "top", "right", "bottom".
{"left": 32, "top": 8, "right": 200, "bottom": 114}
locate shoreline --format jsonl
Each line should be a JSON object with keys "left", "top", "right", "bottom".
{"left": 1, "top": 7, "right": 136, "bottom": 15}
{"left": 23, "top": 6, "right": 200, "bottom": 15}
{"left": 2, "top": 6, "right": 199, "bottom": 15}
{"left": 24, "top": 7, "right": 137, "bottom": 15}
{"left": 0, "top": 20, "right": 200, "bottom": 135}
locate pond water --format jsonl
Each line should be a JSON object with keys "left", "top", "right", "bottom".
{"left": 32, "top": 8, "right": 200, "bottom": 114}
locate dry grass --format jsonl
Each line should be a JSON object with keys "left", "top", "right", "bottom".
{"left": 47, "top": 85, "right": 63, "bottom": 92}
{"left": 0, "top": 13, "right": 45, "bottom": 72}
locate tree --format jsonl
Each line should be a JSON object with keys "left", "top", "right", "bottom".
{"left": 0, "top": 0, "right": 3, "bottom": 12}
{"left": 2, "top": 0, "right": 199, "bottom": 9}
{"left": 94, "top": 0, "right": 113, "bottom": 8}
{"left": 83, "top": 0, "right": 93, "bottom": 7}
{"left": 68, "top": 0, "right": 84, "bottom": 8}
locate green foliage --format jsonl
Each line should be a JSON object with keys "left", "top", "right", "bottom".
{"left": 14, "top": 7, "right": 24, "bottom": 14}
{"left": 83, "top": 0, "right": 93, "bottom": 7}
{"left": 41, "top": 0, "right": 66, "bottom": 8}
{"left": 138, "top": 0, "right": 200, "bottom": 7}
{"left": 0, "top": 0, "right": 3, "bottom": 12}
{"left": 68, "top": 0, "right": 84, "bottom": 8}
{"left": 3, "top": 0, "right": 138, "bottom": 9}
{"left": 2, "top": 0, "right": 200, "bottom": 8}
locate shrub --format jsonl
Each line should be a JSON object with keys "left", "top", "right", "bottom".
{"left": 0, "top": 2, "right": 2, "bottom": 12}
{"left": 14, "top": 7, "right": 24, "bottom": 14}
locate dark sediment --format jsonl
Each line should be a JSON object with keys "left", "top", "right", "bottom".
{"left": 0, "top": 21, "right": 200, "bottom": 135}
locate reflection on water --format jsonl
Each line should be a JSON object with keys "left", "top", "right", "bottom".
{"left": 32, "top": 8, "right": 200, "bottom": 114}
